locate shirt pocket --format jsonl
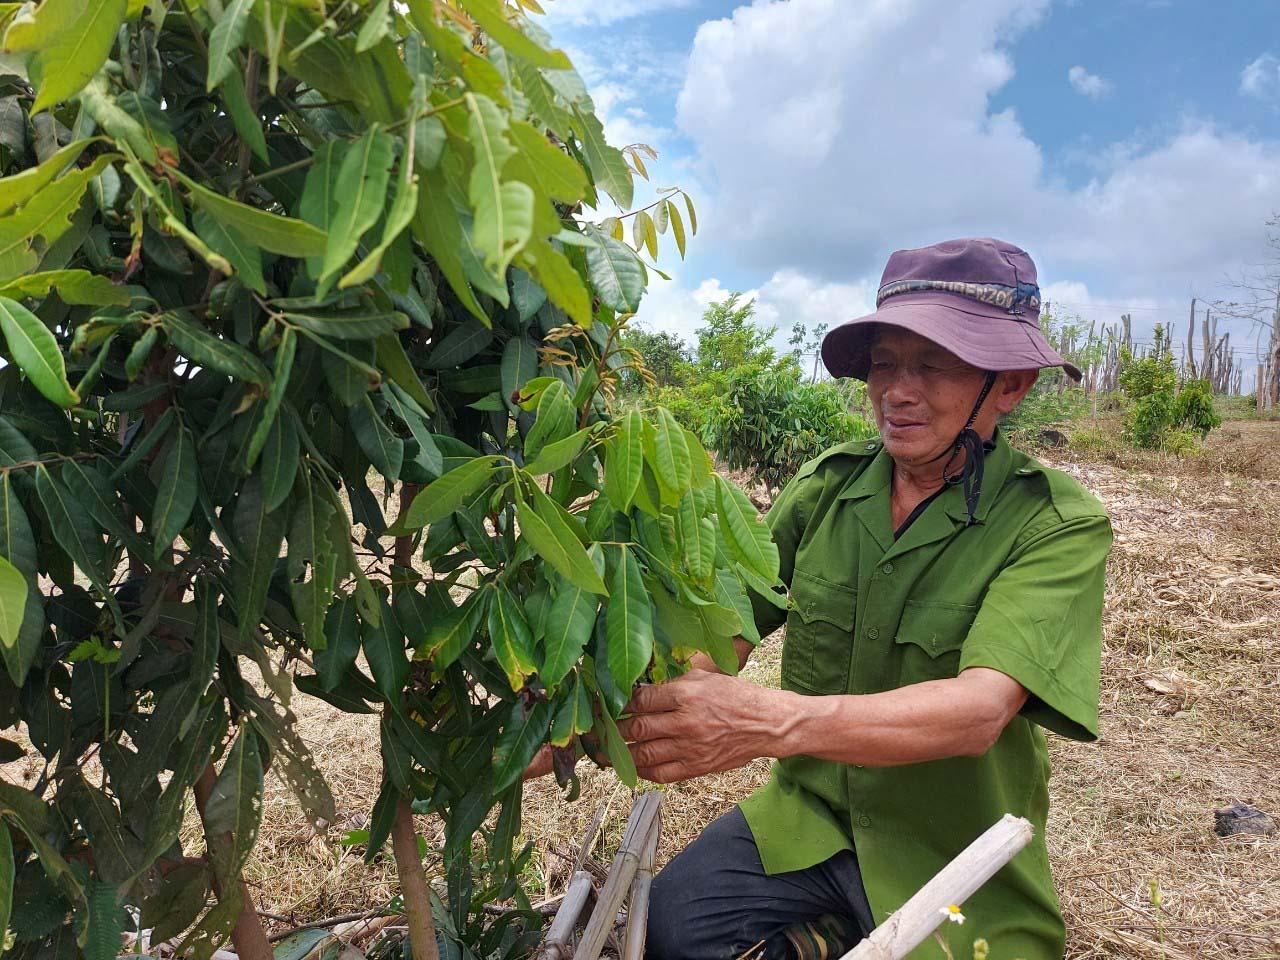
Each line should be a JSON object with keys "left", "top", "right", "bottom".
{"left": 893, "top": 600, "right": 977, "bottom": 684}
{"left": 783, "top": 570, "right": 855, "bottom": 694}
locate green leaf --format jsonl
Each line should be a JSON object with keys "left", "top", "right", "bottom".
{"left": 0, "top": 153, "right": 114, "bottom": 282}
{"left": 677, "top": 495, "right": 715, "bottom": 586}
{"left": 500, "top": 334, "right": 538, "bottom": 412}
{"left": 0, "top": 296, "right": 78, "bottom": 406}
{"left": 507, "top": 121, "right": 587, "bottom": 203}
{"left": 160, "top": 311, "right": 270, "bottom": 385}
{"left": 460, "top": 0, "right": 572, "bottom": 68}
{"left": 424, "top": 319, "right": 493, "bottom": 368}
{"left": 315, "top": 596, "right": 360, "bottom": 690}
{"left": 668, "top": 198, "right": 687, "bottom": 258}
{"left": 299, "top": 140, "right": 348, "bottom": 276}
{"left": 0, "top": 137, "right": 95, "bottom": 216}
{"left": 592, "top": 701, "right": 636, "bottom": 786}
{"left": 221, "top": 68, "right": 268, "bottom": 162}
{"left": 523, "top": 425, "right": 592, "bottom": 476}
{"left": 715, "top": 475, "right": 779, "bottom": 583}
{"left": 355, "top": 0, "right": 392, "bottom": 52}
{"left": 573, "top": 106, "right": 633, "bottom": 208}
{"left": 585, "top": 234, "right": 644, "bottom": 314}
{"left": 466, "top": 93, "right": 534, "bottom": 275}
{"left": 0, "top": 269, "right": 128, "bottom": 306}
{"left": 84, "top": 879, "right": 127, "bottom": 960}
{"left": 526, "top": 238, "right": 591, "bottom": 327}
{"left": 242, "top": 326, "right": 296, "bottom": 469}
{"left": 603, "top": 410, "right": 643, "bottom": 511}
{"left": 350, "top": 396, "right": 404, "bottom": 481}
{"left": 341, "top": 158, "right": 420, "bottom": 289}
{"left": 395, "top": 456, "right": 500, "bottom": 531}
{"left": 207, "top": 0, "right": 256, "bottom": 89}
{"left": 362, "top": 599, "right": 409, "bottom": 703}
{"left": 76, "top": 75, "right": 157, "bottom": 165}
{"left": 377, "top": 336, "right": 433, "bottom": 410}
{"left": 230, "top": 474, "right": 286, "bottom": 644}
{"left": 287, "top": 470, "right": 336, "bottom": 651}
{"left": 540, "top": 583, "right": 596, "bottom": 688}
{"left": 3, "top": 0, "right": 126, "bottom": 114}
{"left": 0, "top": 554, "right": 27, "bottom": 653}
{"left": 516, "top": 496, "right": 604, "bottom": 597}
{"left": 0, "top": 473, "right": 35, "bottom": 576}
{"left": 259, "top": 413, "right": 300, "bottom": 513}
{"left": 550, "top": 673, "right": 592, "bottom": 746}
{"left": 414, "top": 165, "right": 487, "bottom": 322}
{"left": 171, "top": 167, "right": 326, "bottom": 257}
{"left": 525, "top": 378, "right": 574, "bottom": 459}
{"left": 419, "top": 589, "right": 485, "bottom": 669}
{"left": 151, "top": 427, "right": 197, "bottom": 561}
{"left": 605, "top": 545, "right": 653, "bottom": 692}
{"left": 492, "top": 699, "right": 551, "bottom": 793}
{"left": 318, "top": 127, "right": 395, "bottom": 295}
{"left": 193, "top": 208, "right": 265, "bottom": 295}
{"left": 684, "top": 192, "right": 699, "bottom": 234}
{"left": 203, "top": 725, "right": 264, "bottom": 882}
{"left": 286, "top": 308, "right": 409, "bottom": 340}
{"left": 646, "top": 407, "right": 691, "bottom": 504}
{"left": 35, "top": 465, "right": 109, "bottom": 597}
{"left": 488, "top": 585, "right": 537, "bottom": 691}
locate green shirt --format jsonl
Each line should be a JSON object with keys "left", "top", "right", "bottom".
{"left": 739, "top": 432, "right": 1112, "bottom": 960}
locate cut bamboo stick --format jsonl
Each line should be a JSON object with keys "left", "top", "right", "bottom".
{"left": 841, "top": 814, "right": 1034, "bottom": 960}
{"left": 575, "top": 792, "right": 664, "bottom": 960}
{"left": 621, "top": 815, "right": 660, "bottom": 960}
{"left": 536, "top": 871, "right": 595, "bottom": 960}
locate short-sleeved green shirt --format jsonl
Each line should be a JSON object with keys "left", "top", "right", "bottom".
{"left": 739, "top": 432, "right": 1112, "bottom": 960}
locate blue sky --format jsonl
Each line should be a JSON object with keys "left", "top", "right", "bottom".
{"left": 540, "top": 0, "right": 1280, "bottom": 379}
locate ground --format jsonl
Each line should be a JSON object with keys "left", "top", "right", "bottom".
{"left": 231, "top": 420, "right": 1280, "bottom": 959}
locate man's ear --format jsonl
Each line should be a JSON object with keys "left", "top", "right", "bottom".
{"left": 994, "top": 370, "right": 1039, "bottom": 415}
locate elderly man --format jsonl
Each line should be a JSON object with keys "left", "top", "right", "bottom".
{"left": 629, "top": 238, "right": 1112, "bottom": 960}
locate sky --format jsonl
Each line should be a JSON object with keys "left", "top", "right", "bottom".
{"left": 537, "top": 0, "right": 1280, "bottom": 383}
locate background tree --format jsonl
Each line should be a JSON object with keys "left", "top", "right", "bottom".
{"left": 0, "top": 4, "right": 779, "bottom": 960}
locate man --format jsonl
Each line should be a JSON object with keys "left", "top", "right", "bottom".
{"left": 628, "top": 238, "right": 1112, "bottom": 960}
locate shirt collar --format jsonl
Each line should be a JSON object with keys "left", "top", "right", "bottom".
{"left": 836, "top": 430, "right": 1014, "bottom": 525}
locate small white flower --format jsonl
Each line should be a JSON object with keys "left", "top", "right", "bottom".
{"left": 939, "top": 904, "right": 966, "bottom": 924}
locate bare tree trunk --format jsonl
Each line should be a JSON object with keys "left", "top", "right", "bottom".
{"left": 193, "top": 765, "right": 273, "bottom": 960}
{"left": 1186, "top": 298, "right": 1197, "bottom": 378}
{"left": 392, "top": 798, "right": 441, "bottom": 960}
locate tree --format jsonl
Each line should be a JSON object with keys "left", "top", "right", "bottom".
{"left": 0, "top": 4, "right": 772, "bottom": 959}
{"left": 618, "top": 325, "right": 691, "bottom": 391}
{"left": 692, "top": 293, "right": 783, "bottom": 376}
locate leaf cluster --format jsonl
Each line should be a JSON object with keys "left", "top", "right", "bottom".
{"left": 0, "top": 1, "right": 761, "bottom": 955}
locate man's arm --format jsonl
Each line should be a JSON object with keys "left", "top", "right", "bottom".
{"left": 686, "top": 637, "right": 754, "bottom": 675}
{"left": 616, "top": 667, "right": 1027, "bottom": 784}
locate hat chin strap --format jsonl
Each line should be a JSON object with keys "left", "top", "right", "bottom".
{"left": 937, "top": 371, "right": 999, "bottom": 528}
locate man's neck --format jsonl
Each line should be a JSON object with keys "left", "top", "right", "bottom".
{"left": 889, "top": 427, "right": 998, "bottom": 526}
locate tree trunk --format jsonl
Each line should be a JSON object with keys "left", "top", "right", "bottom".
{"left": 391, "top": 798, "right": 441, "bottom": 960}
{"left": 193, "top": 764, "right": 273, "bottom": 960}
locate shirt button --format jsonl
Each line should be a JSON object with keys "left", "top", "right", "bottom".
{"left": 881, "top": 562, "right": 894, "bottom": 575}
{"left": 858, "top": 815, "right": 872, "bottom": 828}
{"left": 866, "top": 626, "right": 880, "bottom": 640}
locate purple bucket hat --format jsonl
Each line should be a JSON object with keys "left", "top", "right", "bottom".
{"left": 821, "top": 237, "right": 1082, "bottom": 382}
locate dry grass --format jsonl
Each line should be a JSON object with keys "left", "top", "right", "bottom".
{"left": 172, "top": 422, "right": 1280, "bottom": 957}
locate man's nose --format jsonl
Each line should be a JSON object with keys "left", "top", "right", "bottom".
{"left": 882, "top": 370, "right": 924, "bottom": 404}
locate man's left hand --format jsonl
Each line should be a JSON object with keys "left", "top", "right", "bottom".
{"left": 617, "top": 670, "right": 790, "bottom": 783}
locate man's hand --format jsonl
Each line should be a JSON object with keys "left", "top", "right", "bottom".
{"left": 617, "top": 670, "right": 792, "bottom": 783}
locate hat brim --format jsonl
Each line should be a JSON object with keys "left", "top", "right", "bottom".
{"left": 821, "top": 293, "right": 1083, "bottom": 382}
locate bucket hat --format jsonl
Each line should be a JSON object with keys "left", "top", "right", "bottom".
{"left": 821, "top": 237, "right": 1082, "bottom": 382}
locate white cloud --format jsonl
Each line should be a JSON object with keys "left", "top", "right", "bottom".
{"left": 1240, "top": 53, "right": 1280, "bottom": 100}
{"left": 1068, "top": 65, "right": 1112, "bottom": 98}
{"left": 674, "top": 0, "right": 1280, "bottom": 308}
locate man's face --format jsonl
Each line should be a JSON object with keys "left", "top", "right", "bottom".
{"left": 865, "top": 327, "right": 995, "bottom": 467}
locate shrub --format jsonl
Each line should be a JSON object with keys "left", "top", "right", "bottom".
{"left": 702, "top": 367, "right": 876, "bottom": 486}
{"left": 1173, "top": 379, "right": 1222, "bottom": 437}
{"left": 0, "top": 5, "right": 772, "bottom": 959}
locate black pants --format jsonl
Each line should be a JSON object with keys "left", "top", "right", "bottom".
{"left": 646, "top": 808, "right": 874, "bottom": 960}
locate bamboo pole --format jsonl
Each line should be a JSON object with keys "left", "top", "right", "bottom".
{"left": 537, "top": 871, "right": 595, "bottom": 960}
{"left": 621, "top": 817, "right": 660, "bottom": 960}
{"left": 840, "top": 815, "right": 1034, "bottom": 960}
{"left": 575, "top": 792, "right": 663, "bottom": 960}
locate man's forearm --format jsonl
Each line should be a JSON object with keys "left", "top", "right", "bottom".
{"left": 770, "top": 669, "right": 1027, "bottom": 767}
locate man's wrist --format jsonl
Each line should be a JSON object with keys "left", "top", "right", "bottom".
{"left": 769, "top": 689, "right": 848, "bottom": 760}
